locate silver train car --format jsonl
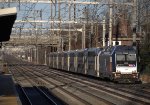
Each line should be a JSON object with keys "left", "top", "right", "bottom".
{"left": 48, "top": 45, "right": 140, "bottom": 83}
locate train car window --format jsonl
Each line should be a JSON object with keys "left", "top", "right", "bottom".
{"left": 78, "top": 52, "right": 84, "bottom": 57}
{"left": 64, "top": 53, "right": 68, "bottom": 57}
{"left": 70, "top": 53, "right": 74, "bottom": 57}
{"left": 54, "top": 54, "right": 57, "bottom": 57}
{"left": 70, "top": 53, "right": 74, "bottom": 62}
{"left": 58, "top": 53, "right": 61, "bottom": 57}
{"left": 88, "top": 52, "right": 95, "bottom": 56}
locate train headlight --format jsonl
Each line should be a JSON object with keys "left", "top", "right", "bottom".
{"left": 132, "top": 70, "right": 137, "bottom": 73}
{"left": 116, "top": 70, "right": 120, "bottom": 72}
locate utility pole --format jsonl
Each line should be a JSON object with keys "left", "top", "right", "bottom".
{"left": 68, "top": 0, "right": 71, "bottom": 51}
{"left": 33, "top": 10, "right": 38, "bottom": 64}
{"left": 109, "top": 0, "right": 113, "bottom": 46}
{"left": 51, "top": 1, "right": 54, "bottom": 52}
{"left": 102, "top": 16, "right": 106, "bottom": 47}
{"left": 68, "top": 0, "right": 72, "bottom": 71}
{"left": 94, "top": 23, "right": 97, "bottom": 47}
{"left": 74, "top": 0, "right": 76, "bottom": 49}
{"left": 74, "top": 0, "right": 76, "bottom": 22}
{"left": 89, "top": 22, "right": 93, "bottom": 48}
{"left": 96, "top": 16, "right": 98, "bottom": 47}
{"left": 82, "top": 24, "right": 86, "bottom": 49}
{"left": 132, "top": 0, "right": 137, "bottom": 46}
{"left": 58, "top": 0, "right": 61, "bottom": 51}
{"left": 61, "top": 38, "right": 64, "bottom": 51}
{"left": 39, "top": 10, "right": 42, "bottom": 41}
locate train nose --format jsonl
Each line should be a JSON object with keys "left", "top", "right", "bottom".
{"left": 116, "top": 67, "right": 137, "bottom": 74}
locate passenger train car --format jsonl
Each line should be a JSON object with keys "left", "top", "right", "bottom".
{"left": 48, "top": 45, "right": 140, "bottom": 83}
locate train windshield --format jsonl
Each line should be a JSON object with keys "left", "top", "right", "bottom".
{"left": 116, "top": 54, "right": 136, "bottom": 66}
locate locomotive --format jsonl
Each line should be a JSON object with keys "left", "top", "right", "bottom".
{"left": 48, "top": 45, "right": 140, "bottom": 83}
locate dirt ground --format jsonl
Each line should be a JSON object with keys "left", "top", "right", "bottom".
{"left": 140, "top": 74, "right": 150, "bottom": 83}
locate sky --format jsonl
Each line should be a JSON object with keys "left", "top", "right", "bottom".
{"left": 0, "top": 0, "right": 108, "bottom": 35}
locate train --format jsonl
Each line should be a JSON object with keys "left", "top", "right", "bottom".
{"left": 47, "top": 45, "right": 140, "bottom": 83}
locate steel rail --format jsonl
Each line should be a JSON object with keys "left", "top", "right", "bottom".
{"left": 28, "top": 66, "right": 150, "bottom": 105}
{"left": 16, "top": 66, "right": 96, "bottom": 105}
{"left": 9, "top": 66, "right": 60, "bottom": 105}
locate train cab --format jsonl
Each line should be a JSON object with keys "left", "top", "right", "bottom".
{"left": 114, "top": 46, "right": 139, "bottom": 82}
{"left": 99, "top": 45, "right": 139, "bottom": 82}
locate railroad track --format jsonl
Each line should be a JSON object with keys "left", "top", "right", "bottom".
{"left": 10, "top": 65, "right": 114, "bottom": 105}
{"left": 5, "top": 54, "right": 150, "bottom": 105}
{"left": 9, "top": 66, "right": 66, "bottom": 105}
{"left": 48, "top": 68, "right": 150, "bottom": 99}
{"left": 36, "top": 68, "right": 150, "bottom": 105}
{"left": 10, "top": 65, "right": 150, "bottom": 105}
{"left": 29, "top": 65, "right": 150, "bottom": 94}
{"left": 27, "top": 65, "right": 150, "bottom": 104}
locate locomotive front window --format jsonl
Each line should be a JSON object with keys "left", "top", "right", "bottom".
{"left": 116, "top": 55, "right": 125, "bottom": 61}
{"left": 116, "top": 54, "right": 136, "bottom": 66}
{"left": 127, "top": 54, "right": 136, "bottom": 61}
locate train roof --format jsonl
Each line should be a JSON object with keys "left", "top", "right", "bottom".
{"left": 86, "top": 47, "right": 103, "bottom": 51}
{"left": 115, "top": 45, "right": 136, "bottom": 51}
{"left": 114, "top": 45, "right": 136, "bottom": 54}
{"left": 103, "top": 45, "right": 136, "bottom": 55}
